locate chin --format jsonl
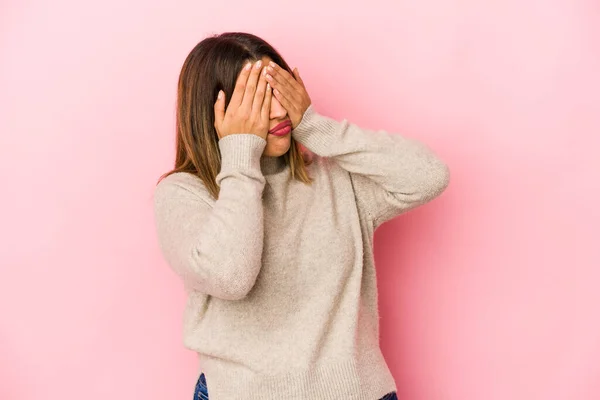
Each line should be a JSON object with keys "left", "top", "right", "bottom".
{"left": 264, "top": 140, "right": 291, "bottom": 157}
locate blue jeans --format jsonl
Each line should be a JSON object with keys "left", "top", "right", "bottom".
{"left": 194, "top": 372, "right": 398, "bottom": 399}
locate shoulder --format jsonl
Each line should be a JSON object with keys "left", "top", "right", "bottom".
{"left": 154, "top": 171, "right": 213, "bottom": 205}
{"left": 307, "top": 153, "right": 347, "bottom": 179}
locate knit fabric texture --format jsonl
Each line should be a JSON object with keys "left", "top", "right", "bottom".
{"left": 153, "top": 104, "right": 450, "bottom": 400}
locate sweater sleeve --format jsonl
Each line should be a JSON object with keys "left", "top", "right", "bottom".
{"left": 291, "top": 104, "right": 450, "bottom": 228}
{"left": 153, "top": 134, "right": 267, "bottom": 300}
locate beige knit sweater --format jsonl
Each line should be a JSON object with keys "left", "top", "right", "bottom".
{"left": 153, "top": 104, "right": 450, "bottom": 400}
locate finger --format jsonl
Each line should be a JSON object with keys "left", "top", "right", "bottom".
{"left": 266, "top": 66, "right": 301, "bottom": 105}
{"left": 267, "top": 62, "right": 298, "bottom": 92}
{"left": 267, "top": 68, "right": 295, "bottom": 94}
{"left": 230, "top": 61, "right": 253, "bottom": 108}
{"left": 261, "top": 82, "right": 272, "bottom": 122}
{"left": 240, "top": 60, "right": 263, "bottom": 110}
{"left": 214, "top": 90, "right": 225, "bottom": 131}
{"left": 268, "top": 73, "right": 301, "bottom": 108}
{"left": 252, "top": 66, "right": 268, "bottom": 116}
{"left": 272, "top": 87, "right": 296, "bottom": 114}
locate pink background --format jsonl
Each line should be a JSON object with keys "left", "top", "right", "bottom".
{"left": 1, "top": 0, "right": 599, "bottom": 399}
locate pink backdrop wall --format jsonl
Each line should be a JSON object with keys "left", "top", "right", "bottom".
{"left": 1, "top": 1, "right": 599, "bottom": 399}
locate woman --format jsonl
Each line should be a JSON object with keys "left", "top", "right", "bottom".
{"left": 153, "top": 32, "right": 450, "bottom": 400}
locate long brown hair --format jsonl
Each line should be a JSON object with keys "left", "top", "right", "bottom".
{"left": 157, "top": 32, "right": 313, "bottom": 199}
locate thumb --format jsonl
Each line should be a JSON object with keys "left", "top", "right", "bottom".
{"left": 214, "top": 90, "right": 225, "bottom": 128}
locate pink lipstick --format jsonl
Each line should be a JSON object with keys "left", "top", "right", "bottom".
{"left": 268, "top": 120, "right": 292, "bottom": 136}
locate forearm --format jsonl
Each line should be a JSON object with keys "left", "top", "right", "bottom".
{"left": 292, "top": 105, "right": 450, "bottom": 225}
{"left": 154, "top": 134, "right": 268, "bottom": 300}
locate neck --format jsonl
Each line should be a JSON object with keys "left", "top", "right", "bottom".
{"left": 260, "top": 154, "right": 286, "bottom": 175}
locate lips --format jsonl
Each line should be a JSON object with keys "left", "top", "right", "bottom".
{"left": 268, "top": 120, "right": 292, "bottom": 134}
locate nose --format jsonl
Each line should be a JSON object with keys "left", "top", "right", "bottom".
{"left": 269, "top": 95, "right": 288, "bottom": 120}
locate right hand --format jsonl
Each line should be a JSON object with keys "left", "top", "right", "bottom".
{"left": 214, "top": 60, "right": 272, "bottom": 140}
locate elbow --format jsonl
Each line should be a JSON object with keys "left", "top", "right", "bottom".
{"left": 434, "top": 161, "right": 451, "bottom": 193}
{"left": 216, "top": 270, "right": 259, "bottom": 300}
{"left": 418, "top": 160, "right": 450, "bottom": 202}
{"left": 189, "top": 247, "right": 261, "bottom": 301}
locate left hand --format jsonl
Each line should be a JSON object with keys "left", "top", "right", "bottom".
{"left": 265, "top": 62, "right": 312, "bottom": 129}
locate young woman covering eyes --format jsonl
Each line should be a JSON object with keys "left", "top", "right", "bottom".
{"left": 153, "top": 31, "right": 450, "bottom": 400}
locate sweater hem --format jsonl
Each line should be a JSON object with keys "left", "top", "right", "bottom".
{"left": 196, "top": 346, "right": 397, "bottom": 400}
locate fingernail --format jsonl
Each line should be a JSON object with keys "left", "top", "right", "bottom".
{"left": 255, "top": 60, "right": 262, "bottom": 69}
{"left": 244, "top": 62, "right": 252, "bottom": 70}
{"left": 269, "top": 61, "right": 276, "bottom": 68}
{"left": 217, "top": 90, "right": 223, "bottom": 99}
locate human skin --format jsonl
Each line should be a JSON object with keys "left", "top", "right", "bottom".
{"left": 214, "top": 56, "right": 312, "bottom": 158}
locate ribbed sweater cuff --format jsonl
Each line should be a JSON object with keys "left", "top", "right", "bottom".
{"left": 291, "top": 104, "right": 340, "bottom": 155}
{"left": 218, "top": 134, "right": 267, "bottom": 171}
